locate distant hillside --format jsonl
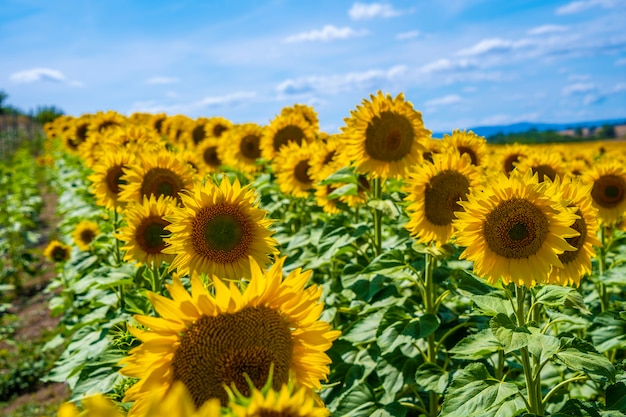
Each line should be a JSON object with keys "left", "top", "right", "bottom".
{"left": 433, "top": 118, "right": 626, "bottom": 138}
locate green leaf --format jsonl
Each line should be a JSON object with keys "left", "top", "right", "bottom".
{"left": 367, "top": 199, "right": 401, "bottom": 219}
{"left": 462, "top": 292, "right": 514, "bottom": 317}
{"left": 414, "top": 363, "right": 449, "bottom": 393}
{"left": 490, "top": 313, "right": 530, "bottom": 353}
{"left": 552, "top": 399, "right": 602, "bottom": 417}
{"left": 589, "top": 311, "right": 626, "bottom": 352}
{"left": 342, "top": 309, "right": 385, "bottom": 344}
{"left": 527, "top": 330, "right": 560, "bottom": 363}
{"left": 449, "top": 329, "right": 503, "bottom": 360}
{"left": 319, "top": 167, "right": 358, "bottom": 185}
{"left": 333, "top": 383, "right": 377, "bottom": 417}
{"left": 533, "top": 285, "right": 574, "bottom": 306}
{"left": 555, "top": 348, "right": 615, "bottom": 382}
{"left": 441, "top": 363, "right": 520, "bottom": 417}
{"left": 606, "top": 381, "right": 626, "bottom": 411}
{"left": 327, "top": 183, "right": 359, "bottom": 199}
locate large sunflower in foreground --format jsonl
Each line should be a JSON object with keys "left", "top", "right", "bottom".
{"left": 273, "top": 141, "right": 316, "bottom": 199}
{"left": 119, "top": 257, "right": 340, "bottom": 414}
{"left": 117, "top": 195, "right": 176, "bottom": 267}
{"left": 229, "top": 384, "right": 329, "bottom": 417}
{"left": 341, "top": 91, "right": 430, "bottom": 179}
{"left": 453, "top": 170, "right": 579, "bottom": 287}
{"left": 119, "top": 151, "right": 195, "bottom": 205}
{"left": 88, "top": 149, "right": 136, "bottom": 210}
{"left": 404, "top": 152, "right": 481, "bottom": 246}
{"left": 72, "top": 220, "right": 100, "bottom": 252}
{"left": 581, "top": 160, "right": 626, "bottom": 225}
{"left": 163, "top": 177, "right": 278, "bottom": 279}
{"left": 546, "top": 177, "right": 601, "bottom": 286}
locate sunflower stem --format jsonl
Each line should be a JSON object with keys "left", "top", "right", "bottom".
{"left": 151, "top": 262, "right": 162, "bottom": 295}
{"left": 112, "top": 208, "right": 122, "bottom": 266}
{"left": 424, "top": 252, "right": 440, "bottom": 416}
{"left": 372, "top": 177, "right": 383, "bottom": 256}
{"left": 515, "top": 285, "right": 542, "bottom": 415}
{"left": 597, "top": 223, "right": 608, "bottom": 312}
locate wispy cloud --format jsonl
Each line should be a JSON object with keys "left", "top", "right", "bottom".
{"left": 129, "top": 91, "right": 257, "bottom": 115}
{"left": 615, "top": 57, "right": 626, "bottom": 66}
{"left": 284, "top": 25, "right": 367, "bottom": 43}
{"left": 425, "top": 94, "right": 462, "bottom": 107}
{"left": 456, "top": 38, "right": 533, "bottom": 57}
{"left": 562, "top": 82, "right": 597, "bottom": 95}
{"left": 348, "top": 2, "right": 404, "bottom": 20}
{"left": 145, "top": 76, "right": 180, "bottom": 85}
{"left": 396, "top": 30, "right": 420, "bottom": 40}
{"left": 198, "top": 91, "right": 257, "bottom": 107}
{"left": 556, "top": 0, "right": 623, "bottom": 15}
{"left": 419, "top": 58, "right": 477, "bottom": 74}
{"left": 527, "top": 25, "right": 568, "bottom": 35}
{"left": 10, "top": 67, "right": 82, "bottom": 86}
{"left": 276, "top": 65, "right": 407, "bottom": 96}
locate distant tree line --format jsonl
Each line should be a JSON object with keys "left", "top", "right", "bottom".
{"left": 0, "top": 89, "right": 64, "bottom": 125}
{"left": 487, "top": 124, "right": 619, "bottom": 144}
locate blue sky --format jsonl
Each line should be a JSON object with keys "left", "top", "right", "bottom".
{"left": 2, "top": 0, "right": 625, "bottom": 133}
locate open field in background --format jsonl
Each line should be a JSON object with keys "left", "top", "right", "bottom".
{"left": 1, "top": 102, "right": 625, "bottom": 417}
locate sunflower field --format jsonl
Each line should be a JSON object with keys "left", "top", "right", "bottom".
{"left": 1, "top": 91, "right": 625, "bottom": 417}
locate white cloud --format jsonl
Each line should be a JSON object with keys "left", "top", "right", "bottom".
{"left": 129, "top": 91, "right": 257, "bottom": 115}
{"left": 146, "top": 76, "right": 180, "bottom": 85}
{"left": 562, "top": 82, "right": 597, "bottom": 95}
{"left": 527, "top": 25, "right": 568, "bottom": 35}
{"left": 198, "top": 91, "right": 257, "bottom": 106}
{"left": 348, "top": 2, "right": 404, "bottom": 20}
{"left": 10, "top": 67, "right": 66, "bottom": 84}
{"left": 284, "top": 25, "right": 367, "bottom": 43}
{"left": 419, "top": 58, "right": 476, "bottom": 74}
{"left": 556, "top": 0, "right": 623, "bottom": 15}
{"left": 425, "top": 94, "right": 462, "bottom": 107}
{"left": 615, "top": 57, "right": 626, "bottom": 66}
{"left": 396, "top": 30, "right": 420, "bottom": 41}
{"left": 613, "top": 82, "right": 626, "bottom": 92}
{"left": 456, "top": 38, "right": 533, "bottom": 56}
{"left": 276, "top": 65, "right": 407, "bottom": 96}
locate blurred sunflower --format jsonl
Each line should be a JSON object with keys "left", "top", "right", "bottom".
{"left": 229, "top": 383, "right": 329, "bottom": 417}
{"left": 453, "top": 170, "right": 579, "bottom": 287}
{"left": 205, "top": 116, "right": 233, "bottom": 141}
{"left": 72, "top": 220, "right": 100, "bottom": 251}
{"left": 281, "top": 104, "right": 320, "bottom": 131}
{"left": 404, "top": 152, "right": 481, "bottom": 246}
{"left": 88, "top": 149, "right": 136, "bottom": 210}
{"left": 88, "top": 110, "right": 126, "bottom": 136}
{"left": 150, "top": 113, "right": 168, "bottom": 137}
{"left": 62, "top": 115, "right": 91, "bottom": 154}
{"left": 163, "top": 176, "right": 278, "bottom": 279}
{"left": 119, "top": 257, "right": 340, "bottom": 412}
{"left": 515, "top": 150, "right": 566, "bottom": 183}
{"left": 108, "top": 124, "right": 165, "bottom": 153}
{"left": 117, "top": 195, "right": 176, "bottom": 267}
{"left": 421, "top": 137, "right": 443, "bottom": 164}
{"left": 119, "top": 150, "right": 195, "bottom": 205}
{"left": 273, "top": 141, "right": 316, "bottom": 198}
{"left": 43, "top": 240, "right": 71, "bottom": 263}
{"left": 197, "top": 138, "right": 224, "bottom": 174}
{"left": 546, "top": 177, "right": 601, "bottom": 286}
{"left": 220, "top": 123, "right": 265, "bottom": 174}
{"left": 492, "top": 143, "right": 529, "bottom": 176}
{"left": 341, "top": 91, "right": 429, "bottom": 179}
{"left": 441, "top": 129, "right": 487, "bottom": 168}
{"left": 308, "top": 134, "right": 345, "bottom": 182}
{"left": 261, "top": 113, "right": 316, "bottom": 161}
{"left": 582, "top": 160, "right": 626, "bottom": 225}
{"left": 190, "top": 117, "right": 210, "bottom": 146}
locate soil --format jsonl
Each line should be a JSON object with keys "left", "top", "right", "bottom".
{"left": 0, "top": 187, "right": 69, "bottom": 415}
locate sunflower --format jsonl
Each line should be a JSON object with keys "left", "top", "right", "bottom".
{"left": 43, "top": 240, "right": 71, "bottom": 263}
{"left": 404, "top": 152, "right": 481, "bottom": 246}
{"left": 341, "top": 91, "right": 429, "bottom": 179}
{"left": 163, "top": 176, "right": 278, "bottom": 279}
{"left": 119, "top": 150, "right": 195, "bottom": 205}
{"left": 281, "top": 104, "right": 320, "bottom": 132}
{"left": 150, "top": 113, "right": 168, "bottom": 137}
{"left": 581, "top": 161, "right": 626, "bottom": 225}
{"left": 514, "top": 150, "right": 566, "bottom": 183}
{"left": 62, "top": 115, "right": 92, "bottom": 154}
{"left": 308, "top": 134, "right": 345, "bottom": 182}
{"left": 108, "top": 124, "right": 165, "bottom": 153}
{"left": 119, "top": 257, "right": 340, "bottom": 413}
{"left": 273, "top": 141, "right": 316, "bottom": 199}
{"left": 261, "top": 113, "right": 316, "bottom": 161}
{"left": 88, "top": 149, "right": 136, "bottom": 210}
{"left": 229, "top": 384, "right": 329, "bottom": 417}
{"left": 117, "top": 195, "right": 176, "bottom": 267}
{"left": 57, "top": 382, "right": 220, "bottom": 417}
{"left": 88, "top": 110, "right": 127, "bottom": 137}
{"left": 453, "top": 170, "right": 580, "bottom": 287}
{"left": 546, "top": 177, "right": 601, "bottom": 286}
{"left": 205, "top": 116, "right": 233, "bottom": 141}
{"left": 220, "top": 123, "right": 266, "bottom": 174}
{"left": 197, "top": 138, "right": 225, "bottom": 174}
{"left": 72, "top": 220, "right": 100, "bottom": 252}
{"left": 441, "top": 129, "right": 487, "bottom": 168}
{"left": 491, "top": 143, "right": 529, "bottom": 176}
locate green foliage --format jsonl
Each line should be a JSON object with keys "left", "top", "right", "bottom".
{"left": 33, "top": 106, "right": 64, "bottom": 125}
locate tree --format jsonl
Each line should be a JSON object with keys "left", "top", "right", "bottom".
{"left": 0, "top": 90, "right": 8, "bottom": 114}
{"left": 34, "top": 105, "right": 64, "bottom": 124}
